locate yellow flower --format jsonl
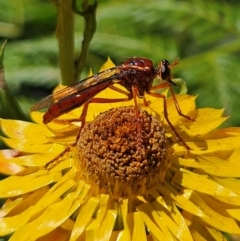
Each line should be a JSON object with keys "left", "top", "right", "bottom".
{"left": 1, "top": 59, "right": 240, "bottom": 241}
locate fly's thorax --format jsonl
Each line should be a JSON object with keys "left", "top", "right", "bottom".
{"left": 119, "top": 59, "right": 156, "bottom": 96}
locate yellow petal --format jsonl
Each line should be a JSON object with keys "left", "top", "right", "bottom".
{"left": 149, "top": 191, "right": 193, "bottom": 240}
{"left": 196, "top": 108, "right": 225, "bottom": 120}
{"left": 60, "top": 218, "right": 74, "bottom": 231}
{"left": 0, "top": 198, "right": 22, "bottom": 218}
{"left": 70, "top": 197, "right": 99, "bottom": 241}
{"left": 94, "top": 194, "right": 109, "bottom": 226}
{"left": 188, "top": 214, "right": 228, "bottom": 241}
{"left": 183, "top": 136, "right": 240, "bottom": 155}
{"left": 228, "top": 146, "right": 240, "bottom": 165}
{"left": 117, "top": 230, "right": 132, "bottom": 241}
{"left": 214, "top": 177, "right": 240, "bottom": 196}
{"left": 1, "top": 137, "right": 54, "bottom": 153}
{"left": 85, "top": 194, "right": 110, "bottom": 240}
{"left": 148, "top": 187, "right": 191, "bottom": 238}
{"left": 0, "top": 119, "right": 52, "bottom": 141}
{"left": 224, "top": 127, "right": 240, "bottom": 135}
{"left": 47, "top": 167, "right": 78, "bottom": 195}
{"left": 0, "top": 144, "right": 65, "bottom": 167}
{"left": 33, "top": 179, "right": 77, "bottom": 213}
{"left": 0, "top": 149, "right": 20, "bottom": 158}
{"left": 137, "top": 203, "right": 168, "bottom": 241}
{"left": 85, "top": 220, "right": 97, "bottom": 240}
{"left": 190, "top": 192, "right": 240, "bottom": 234}
{"left": 127, "top": 212, "right": 147, "bottom": 241}
{"left": 205, "top": 226, "right": 228, "bottom": 241}
{"left": 120, "top": 199, "right": 131, "bottom": 240}
{"left": 203, "top": 127, "right": 240, "bottom": 139}
{"left": 5, "top": 187, "right": 49, "bottom": 217}
{"left": 0, "top": 172, "right": 62, "bottom": 198}
{"left": 172, "top": 169, "right": 237, "bottom": 197}
{"left": 2, "top": 181, "right": 72, "bottom": 235}
{"left": 184, "top": 108, "right": 228, "bottom": 136}
{"left": 47, "top": 125, "right": 79, "bottom": 144}
{"left": 0, "top": 149, "right": 24, "bottom": 174}
{"left": 118, "top": 198, "right": 131, "bottom": 241}
{"left": 226, "top": 209, "right": 240, "bottom": 222}
{"left": 99, "top": 57, "right": 116, "bottom": 71}
{"left": 167, "top": 201, "right": 193, "bottom": 240}
{"left": 0, "top": 157, "right": 24, "bottom": 175}
{"left": 155, "top": 183, "right": 203, "bottom": 216}
{"left": 212, "top": 177, "right": 240, "bottom": 205}
{"left": 10, "top": 194, "right": 80, "bottom": 241}
{"left": 30, "top": 111, "right": 44, "bottom": 124}
{"left": 150, "top": 199, "right": 193, "bottom": 241}
{"left": 94, "top": 209, "right": 117, "bottom": 241}
{"left": 0, "top": 206, "right": 34, "bottom": 236}
{"left": 176, "top": 156, "right": 240, "bottom": 178}
{"left": 37, "top": 227, "right": 71, "bottom": 241}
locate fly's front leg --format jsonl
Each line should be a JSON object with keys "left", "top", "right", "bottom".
{"left": 146, "top": 91, "right": 191, "bottom": 151}
{"left": 168, "top": 85, "right": 195, "bottom": 121}
{"left": 151, "top": 82, "right": 194, "bottom": 122}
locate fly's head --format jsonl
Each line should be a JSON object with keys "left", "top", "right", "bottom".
{"left": 156, "top": 59, "right": 178, "bottom": 87}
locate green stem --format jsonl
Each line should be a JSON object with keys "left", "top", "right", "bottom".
{"left": 53, "top": 0, "right": 75, "bottom": 86}
{"left": 73, "top": 0, "right": 97, "bottom": 82}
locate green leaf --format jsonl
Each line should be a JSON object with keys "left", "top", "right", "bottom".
{"left": 0, "top": 40, "right": 27, "bottom": 121}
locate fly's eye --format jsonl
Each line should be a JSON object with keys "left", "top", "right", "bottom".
{"left": 161, "top": 59, "right": 171, "bottom": 80}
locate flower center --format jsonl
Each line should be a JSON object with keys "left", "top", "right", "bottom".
{"left": 77, "top": 106, "right": 169, "bottom": 196}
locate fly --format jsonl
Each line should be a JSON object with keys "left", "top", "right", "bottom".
{"left": 31, "top": 57, "right": 194, "bottom": 158}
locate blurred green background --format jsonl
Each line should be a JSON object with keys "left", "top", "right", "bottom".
{"left": 1, "top": 0, "right": 240, "bottom": 127}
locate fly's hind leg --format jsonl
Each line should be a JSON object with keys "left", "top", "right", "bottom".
{"left": 45, "top": 101, "right": 91, "bottom": 169}
{"left": 45, "top": 96, "right": 132, "bottom": 169}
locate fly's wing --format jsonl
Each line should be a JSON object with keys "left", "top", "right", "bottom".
{"left": 30, "top": 66, "right": 120, "bottom": 111}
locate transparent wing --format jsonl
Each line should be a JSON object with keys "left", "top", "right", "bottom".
{"left": 30, "top": 66, "right": 120, "bottom": 111}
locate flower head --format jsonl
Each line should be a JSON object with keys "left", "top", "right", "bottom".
{"left": 78, "top": 105, "right": 169, "bottom": 198}
{"left": 1, "top": 59, "right": 240, "bottom": 240}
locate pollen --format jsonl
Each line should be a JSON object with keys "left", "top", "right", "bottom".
{"left": 77, "top": 106, "right": 170, "bottom": 196}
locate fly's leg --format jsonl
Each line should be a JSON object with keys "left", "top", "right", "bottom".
{"left": 111, "top": 85, "right": 145, "bottom": 154}
{"left": 46, "top": 95, "right": 132, "bottom": 169}
{"left": 46, "top": 101, "right": 90, "bottom": 169}
{"left": 108, "top": 85, "right": 131, "bottom": 97}
{"left": 168, "top": 85, "right": 195, "bottom": 121}
{"left": 50, "top": 85, "right": 132, "bottom": 125}
{"left": 51, "top": 118, "right": 82, "bottom": 124}
{"left": 150, "top": 82, "right": 195, "bottom": 121}
{"left": 131, "top": 85, "right": 144, "bottom": 154}
{"left": 147, "top": 90, "right": 191, "bottom": 151}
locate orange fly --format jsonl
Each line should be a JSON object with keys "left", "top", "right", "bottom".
{"left": 31, "top": 57, "right": 193, "bottom": 153}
